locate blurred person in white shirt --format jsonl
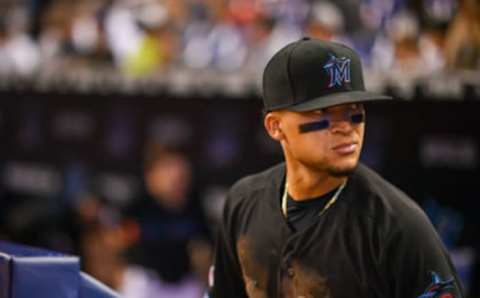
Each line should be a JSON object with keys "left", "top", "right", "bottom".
{"left": 1, "top": 5, "right": 40, "bottom": 76}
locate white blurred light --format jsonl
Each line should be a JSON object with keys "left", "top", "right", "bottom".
{"left": 97, "top": 173, "right": 139, "bottom": 205}
{"left": 311, "top": 1, "right": 345, "bottom": 33}
{"left": 4, "top": 162, "right": 62, "bottom": 196}
{"left": 183, "top": 36, "right": 214, "bottom": 69}
{"left": 419, "top": 34, "right": 445, "bottom": 72}
{"left": 265, "top": 22, "right": 302, "bottom": 58}
{"left": 210, "top": 25, "right": 248, "bottom": 72}
{"left": 202, "top": 185, "right": 228, "bottom": 223}
{"left": 3, "top": 34, "right": 40, "bottom": 76}
{"left": 359, "top": 0, "right": 394, "bottom": 30}
{"left": 420, "top": 135, "right": 478, "bottom": 169}
{"left": 39, "top": 29, "right": 64, "bottom": 59}
{"left": 105, "top": 5, "right": 144, "bottom": 66}
{"left": 71, "top": 16, "right": 100, "bottom": 54}
{"left": 370, "top": 35, "right": 395, "bottom": 71}
{"left": 426, "top": 0, "right": 457, "bottom": 22}
{"left": 386, "top": 10, "right": 420, "bottom": 40}
{"left": 135, "top": 2, "right": 169, "bottom": 28}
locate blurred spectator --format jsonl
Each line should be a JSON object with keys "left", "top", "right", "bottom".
{"left": 0, "top": 17, "right": 9, "bottom": 75}
{"left": 244, "top": 14, "right": 277, "bottom": 74}
{"left": 0, "top": 4, "right": 40, "bottom": 76}
{"left": 243, "top": 13, "right": 301, "bottom": 85}
{"left": 70, "top": 1, "right": 113, "bottom": 63}
{"left": 120, "top": 143, "right": 212, "bottom": 298}
{"left": 444, "top": 0, "right": 480, "bottom": 69}
{"left": 76, "top": 194, "right": 123, "bottom": 288}
{"left": 104, "top": 0, "right": 144, "bottom": 69}
{"left": 369, "top": 6, "right": 448, "bottom": 78}
{"left": 0, "top": 0, "right": 478, "bottom": 92}
{"left": 38, "top": 0, "right": 112, "bottom": 69}
{"left": 305, "top": 1, "right": 348, "bottom": 43}
{"left": 388, "top": 9, "right": 423, "bottom": 72}
{"left": 37, "top": 0, "right": 73, "bottom": 63}
{"left": 122, "top": 0, "right": 178, "bottom": 76}
{"left": 206, "top": 3, "right": 248, "bottom": 73}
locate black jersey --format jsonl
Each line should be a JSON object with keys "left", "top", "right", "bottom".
{"left": 286, "top": 188, "right": 338, "bottom": 232}
{"left": 209, "top": 163, "right": 463, "bottom": 298}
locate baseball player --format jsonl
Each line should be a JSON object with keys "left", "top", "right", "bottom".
{"left": 208, "top": 37, "right": 464, "bottom": 298}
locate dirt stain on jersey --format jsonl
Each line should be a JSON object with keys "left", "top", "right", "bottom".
{"left": 282, "top": 259, "right": 332, "bottom": 298}
{"left": 237, "top": 236, "right": 332, "bottom": 298}
{"left": 237, "top": 236, "right": 269, "bottom": 298}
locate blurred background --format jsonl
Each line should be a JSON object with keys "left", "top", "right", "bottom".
{"left": 0, "top": 0, "right": 479, "bottom": 297}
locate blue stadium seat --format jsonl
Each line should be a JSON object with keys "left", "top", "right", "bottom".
{"left": 0, "top": 241, "right": 119, "bottom": 298}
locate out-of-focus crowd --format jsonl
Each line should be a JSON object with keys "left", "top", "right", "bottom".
{"left": 0, "top": 0, "right": 478, "bottom": 85}
{"left": 0, "top": 141, "right": 214, "bottom": 298}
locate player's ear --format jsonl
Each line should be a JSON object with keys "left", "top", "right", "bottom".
{"left": 264, "top": 112, "right": 285, "bottom": 141}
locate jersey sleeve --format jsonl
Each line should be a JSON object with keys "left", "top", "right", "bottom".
{"left": 207, "top": 193, "right": 248, "bottom": 298}
{"left": 382, "top": 206, "right": 464, "bottom": 298}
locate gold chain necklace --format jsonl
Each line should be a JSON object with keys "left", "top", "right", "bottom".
{"left": 282, "top": 180, "right": 347, "bottom": 218}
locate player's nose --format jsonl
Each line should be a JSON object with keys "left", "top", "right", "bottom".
{"left": 329, "top": 119, "right": 354, "bottom": 135}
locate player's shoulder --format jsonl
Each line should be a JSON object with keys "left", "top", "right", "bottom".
{"left": 353, "top": 164, "right": 444, "bottom": 250}
{"left": 227, "top": 162, "right": 284, "bottom": 206}
{"left": 353, "top": 164, "right": 409, "bottom": 202}
{"left": 352, "top": 163, "right": 428, "bottom": 226}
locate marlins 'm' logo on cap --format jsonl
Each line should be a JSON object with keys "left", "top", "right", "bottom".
{"left": 262, "top": 37, "right": 392, "bottom": 112}
{"left": 323, "top": 54, "right": 351, "bottom": 88}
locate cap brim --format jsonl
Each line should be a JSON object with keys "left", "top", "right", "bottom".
{"left": 288, "top": 91, "right": 393, "bottom": 112}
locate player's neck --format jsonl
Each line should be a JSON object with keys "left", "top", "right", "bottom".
{"left": 285, "top": 160, "right": 347, "bottom": 201}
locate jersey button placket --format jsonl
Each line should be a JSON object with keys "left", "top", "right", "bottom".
{"left": 287, "top": 267, "right": 295, "bottom": 278}
{"left": 278, "top": 235, "right": 297, "bottom": 296}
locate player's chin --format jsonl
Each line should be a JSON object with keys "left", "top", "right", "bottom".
{"left": 327, "top": 157, "right": 359, "bottom": 177}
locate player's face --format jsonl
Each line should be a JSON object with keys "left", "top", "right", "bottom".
{"left": 278, "top": 103, "right": 365, "bottom": 177}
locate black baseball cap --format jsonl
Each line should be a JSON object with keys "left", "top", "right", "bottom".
{"left": 262, "top": 37, "right": 392, "bottom": 112}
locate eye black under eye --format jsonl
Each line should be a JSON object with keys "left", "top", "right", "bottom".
{"left": 350, "top": 113, "right": 365, "bottom": 124}
{"left": 299, "top": 120, "right": 330, "bottom": 133}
